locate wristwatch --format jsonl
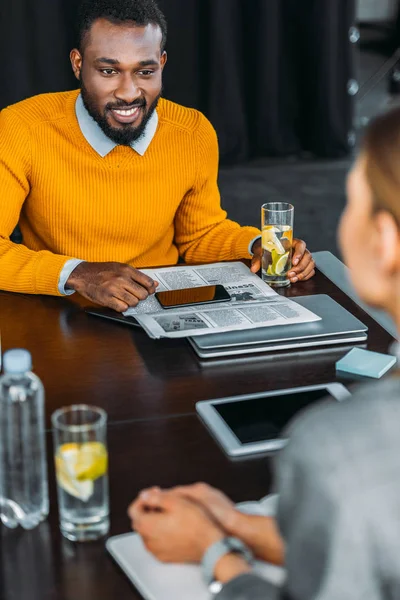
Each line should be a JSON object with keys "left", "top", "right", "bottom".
{"left": 201, "top": 537, "right": 254, "bottom": 595}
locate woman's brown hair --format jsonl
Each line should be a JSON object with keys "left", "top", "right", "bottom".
{"left": 364, "top": 107, "right": 400, "bottom": 227}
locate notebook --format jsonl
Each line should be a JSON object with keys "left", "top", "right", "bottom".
{"left": 106, "top": 494, "right": 284, "bottom": 600}
{"left": 336, "top": 347, "right": 397, "bottom": 378}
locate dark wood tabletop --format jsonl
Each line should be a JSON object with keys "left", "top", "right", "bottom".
{"left": 0, "top": 269, "right": 395, "bottom": 600}
{"left": 0, "top": 270, "right": 394, "bottom": 427}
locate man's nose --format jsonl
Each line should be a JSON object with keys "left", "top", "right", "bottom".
{"left": 114, "top": 75, "right": 141, "bottom": 105}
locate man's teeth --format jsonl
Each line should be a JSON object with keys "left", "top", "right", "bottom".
{"left": 113, "top": 107, "right": 140, "bottom": 116}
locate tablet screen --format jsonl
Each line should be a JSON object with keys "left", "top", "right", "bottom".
{"left": 214, "top": 388, "right": 332, "bottom": 444}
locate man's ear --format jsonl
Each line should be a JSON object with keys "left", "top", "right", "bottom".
{"left": 160, "top": 51, "right": 167, "bottom": 70}
{"left": 374, "top": 210, "right": 400, "bottom": 275}
{"left": 70, "top": 49, "right": 83, "bottom": 81}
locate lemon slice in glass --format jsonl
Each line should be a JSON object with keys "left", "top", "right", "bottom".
{"left": 262, "top": 226, "right": 285, "bottom": 255}
{"left": 274, "top": 252, "right": 290, "bottom": 275}
{"left": 55, "top": 442, "right": 108, "bottom": 502}
{"left": 55, "top": 444, "right": 94, "bottom": 502}
{"left": 280, "top": 226, "right": 293, "bottom": 244}
{"left": 75, "top": 442, "right": 108, "bottom": 482}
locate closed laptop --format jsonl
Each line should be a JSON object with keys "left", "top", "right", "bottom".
{"left": 188, "top": 295, "right": 367, "bottom": 358}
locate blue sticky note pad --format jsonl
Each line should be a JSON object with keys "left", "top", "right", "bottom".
{"left": 336, "top": 347, "right": 397, "bottom": 379}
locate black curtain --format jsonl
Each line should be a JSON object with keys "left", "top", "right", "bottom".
{"left": 0, "top": 0, "right": 355, "bottom": 163}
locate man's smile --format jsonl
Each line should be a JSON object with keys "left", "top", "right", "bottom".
{"left": 109, "top": 105, "right": 143, "bottom": 124}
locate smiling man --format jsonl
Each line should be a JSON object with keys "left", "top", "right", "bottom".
{"left": 0, "top": 0, "right": 315, "bottom": 311}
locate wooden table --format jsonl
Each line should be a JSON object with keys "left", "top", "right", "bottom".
{"left": 0, "top": 270, "right": 395, "bottom": 600}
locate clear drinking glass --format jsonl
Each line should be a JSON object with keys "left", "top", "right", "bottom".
{"left": 261, "top": 202, "right": 294, "bottom": 287}
{"left": 51, "top": 405, "right": 109, "bottom": 542}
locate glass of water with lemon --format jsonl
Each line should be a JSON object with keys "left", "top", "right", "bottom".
{"left": 261, "top": 202, "right": 294, "bottom": 287}
{"left": 51, "top": 405, "right": 109, "bottom": 542}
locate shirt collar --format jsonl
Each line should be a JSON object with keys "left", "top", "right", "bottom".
{"left": 75, "top": 93, "right": 158, "bottom": 157}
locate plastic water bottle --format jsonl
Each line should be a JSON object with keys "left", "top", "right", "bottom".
{"left": 0, "top": 349, "right": 49, "bottom": 529}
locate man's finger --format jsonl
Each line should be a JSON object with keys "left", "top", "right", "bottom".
{"left": 250, "top": 256, "right": 261, "bottom": 273}
{"left": 108, "top": 279, "right": 153, "bottom": 306}
{"left": 127, "top": 266, "right": 158, "bottom": 292}
{"left": 121, "top": 281, "right": 150, "bottom": 302}
{"left": 296, "top": 262, "right": 316, "bottom": 281}
{"left": 104, "top": 296, "right": 129, "bottom": 313}
{"left": 302, "top": 268, "right": 316, "bottom": 281}
{"left": 288, "top": 256, "right": 315, "bottom": 283}
{"left": 292, "top": 239, "right": 306, "bottom": 266}
{"left": 113, "top": 288, "right": 141, "bottom": 307}
{"left": 288, "top": 250, "right": 313, "bottom": 276}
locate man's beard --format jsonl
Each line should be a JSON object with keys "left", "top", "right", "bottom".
{"left": 81, "top": 82, "right": 160, "bottom": 146}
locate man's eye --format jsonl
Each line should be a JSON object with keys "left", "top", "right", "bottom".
{"left": 101, "top": 69, "right": 117, "bottom": 76}
{"left": 139, "top": 70, "right": 154, "bottom": 77}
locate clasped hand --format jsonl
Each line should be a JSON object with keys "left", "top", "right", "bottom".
{"left": 128, "top": 483, "right": 284, "bottom": 569}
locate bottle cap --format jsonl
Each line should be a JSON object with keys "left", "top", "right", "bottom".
{"left": 3, "top": 349, "right": 32, "bottom": 374}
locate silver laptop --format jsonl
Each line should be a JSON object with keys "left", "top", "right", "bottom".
{"left": 188, "top": 295, "right": 368, "bottom": 358}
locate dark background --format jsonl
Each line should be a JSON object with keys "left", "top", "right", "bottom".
{"left": 3, "top": 0, "right": 399, "bottom": 256}
{"left": 0, "top": 0, "right": 355, "bottom": 164}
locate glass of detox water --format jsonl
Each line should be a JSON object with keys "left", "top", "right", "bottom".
{"left": 261, "top": 202, "right": 294, "bottom": 287}
{"left": 51, "top": 405, "right": 109, "bottom": 542}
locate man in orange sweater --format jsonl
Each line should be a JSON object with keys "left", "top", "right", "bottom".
{"left": 0, "top": 0, "right": 315, "bottom": 312}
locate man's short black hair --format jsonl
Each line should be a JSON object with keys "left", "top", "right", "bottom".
{"left": 76, "top": 0, "right": 167, "bottom": 53}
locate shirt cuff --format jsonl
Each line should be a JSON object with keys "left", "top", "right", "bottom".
{"left": 248, "top": 235, "right": 261, "bottom": 256}
{"left": 58, "top": 259, "right": 85, "bottom": 295}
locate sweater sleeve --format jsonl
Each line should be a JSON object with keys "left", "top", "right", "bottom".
{"left": 0, "top": 108, "right": 75, "bottom": 295}
{"left": 174, "top": 113, "right": 260, "bottom": 263}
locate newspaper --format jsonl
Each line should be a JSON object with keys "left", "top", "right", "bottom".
{"left": 124, "top": 262, "right": 321, "bottom": 339}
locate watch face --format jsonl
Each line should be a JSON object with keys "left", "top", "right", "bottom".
{"left": 209, "top": 581, "right": 223, "bottom": 595}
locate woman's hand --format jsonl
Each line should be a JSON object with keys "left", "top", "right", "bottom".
{"left": 128, "top": 487, "right": 225, "bottom": 563}
{"left": 170, "top": 483, "right": 285, "bottom": 566}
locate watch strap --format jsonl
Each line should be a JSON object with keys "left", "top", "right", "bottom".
{"left": 201, "top": 536, "right": 253, "bottom": 586}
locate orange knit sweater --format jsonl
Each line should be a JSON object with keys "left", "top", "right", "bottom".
{"left": 0, "top": 90, "right": 260, "bottom": 296}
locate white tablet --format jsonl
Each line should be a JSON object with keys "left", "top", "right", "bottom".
{"left": 196, "top": 383, "right": 350, "bottom": 457}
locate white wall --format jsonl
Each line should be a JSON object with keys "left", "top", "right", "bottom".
{"left": 357, "top": 0, "right": 398, "bottom": 22}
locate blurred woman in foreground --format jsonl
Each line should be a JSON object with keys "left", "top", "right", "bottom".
{"left": 128, "top": 108, "right": 400, "bottom": 600}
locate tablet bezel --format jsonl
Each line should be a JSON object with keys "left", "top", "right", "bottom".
{"left": 196, "top": 383, "right": 351, "bottom": 457}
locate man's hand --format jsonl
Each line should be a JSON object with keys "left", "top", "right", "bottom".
{"left": 250, "top": 238, "right": 315, "bottom": 283}
{"left": 128, "top": 488, "right": 224, "bottom": 563}
{"left": 66, "top": 261, "right": 158, "bottom": 312}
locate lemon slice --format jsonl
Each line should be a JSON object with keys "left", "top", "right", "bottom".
{"left": 55, "top": 447, "right": 94, "bottom": 502}
{"left": 274, "top": 252, "right": 290, "bottom": 275}
{"left": 262, "top": 227, "right": 285, "bottom": 255}
{"left": 75, "top": 442, "right": 108, "bottom": 482}
{"left": 280, "top": 226, "right": 293, "bottom": 244}
{"left": 55, "top": 442, "right": 108, "bottom": 502}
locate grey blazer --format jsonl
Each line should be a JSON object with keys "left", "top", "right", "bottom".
{"left": 218, "top": 376, "right": 400, "bottom": 600}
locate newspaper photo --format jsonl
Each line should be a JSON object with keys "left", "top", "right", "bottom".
{"left": 123, "top": 262, "right": 321, "bottom": 339}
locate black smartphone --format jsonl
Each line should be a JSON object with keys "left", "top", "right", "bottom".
{"left": 155, "top": 284, "right": 231, "bottom": 309}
